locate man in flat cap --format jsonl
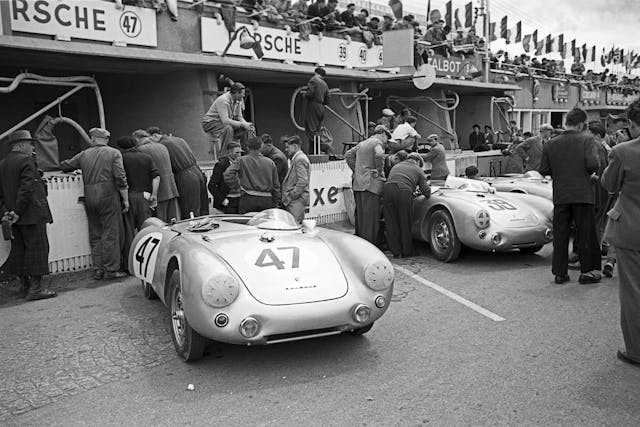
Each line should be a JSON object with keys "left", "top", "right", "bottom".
{"left": 514, "top": 123, "right": 553, "bottom": 172}
{"left": 0, "top": 130, "right": 56, "bottom": 300}
{"left": 60, "top": 128, "right": 129, "bottom": 280}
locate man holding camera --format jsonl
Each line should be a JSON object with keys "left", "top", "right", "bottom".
{"left": 0, "top": 130, "right": 56, "bottom": 300}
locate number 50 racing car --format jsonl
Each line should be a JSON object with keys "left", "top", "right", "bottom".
{"left": 412, "top": 177, "right": 554, "bottom": 262}
{"left": 129, "top": 209, "right": 394, "bottom": 362}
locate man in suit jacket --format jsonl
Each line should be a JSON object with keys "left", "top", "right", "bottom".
{"left": 345, "top": 125, "right": 390, "bottom": 245}
{"left": 539, "top": 108, "right": 601, "bottom": 285}
{"left": 0, "top": 130, "right": 56, "bottom": 300}
{"left": 602, "top": 100, "right": 640, "bottom": 366}
{"left": 281, "top": 136, "right": 310, "bottom": 223}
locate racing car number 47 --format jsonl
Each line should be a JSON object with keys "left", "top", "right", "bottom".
{"left": 133, "top": 232, "right": 163, "bottom": 282}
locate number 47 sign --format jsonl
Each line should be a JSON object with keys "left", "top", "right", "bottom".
{"left": 133, "top": 232, "right": 163, "bottom": 283}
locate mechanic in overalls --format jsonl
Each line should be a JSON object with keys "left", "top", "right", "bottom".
{"left": 60, "top": 128, "right": 129, "bottom": 280}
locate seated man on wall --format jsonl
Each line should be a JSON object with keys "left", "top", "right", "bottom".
{"left": 388, "top": 116, "right": 421, "bottom": 153}
{"left": 202, "top": 82, "right": 254, "bottom": 157}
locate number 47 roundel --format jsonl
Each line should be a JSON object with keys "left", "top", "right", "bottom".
{"left": 133, "top": 232, "right": 163, "bottom": 283}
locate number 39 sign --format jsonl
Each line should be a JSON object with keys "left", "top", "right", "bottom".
{"left": 132, "top": 232, "right": 163, "bottom": 283}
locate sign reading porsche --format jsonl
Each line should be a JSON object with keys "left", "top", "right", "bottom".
{"left": 9, "top": 0, "right": 157, "bottom": 47}
{"left": 201, "top": 18, "right": 383, "bottom": 68}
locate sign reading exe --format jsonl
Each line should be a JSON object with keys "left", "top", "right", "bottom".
{"left": 312, "top": 186, "right": 340, "bottom": 207}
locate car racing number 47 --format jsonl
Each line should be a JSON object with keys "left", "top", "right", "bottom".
{"left": 133, "top": 232, "right": 163, "bottom": 283}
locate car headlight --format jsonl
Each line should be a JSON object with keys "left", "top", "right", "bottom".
{"left": 364, "top": 260, "right": 394, "bottom": 291}
{"left": 201, "top": 273, "right": 239, "bottom": 308}
{"left": 239, "top": 317, "right": 261, "bottom": 338}
{"left": 474, "top": 209, "right": 490, "bottom": 229}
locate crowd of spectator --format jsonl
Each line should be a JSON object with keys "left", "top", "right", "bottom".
{"left": 491, "top": 51, "right": 640, "bottom": 90}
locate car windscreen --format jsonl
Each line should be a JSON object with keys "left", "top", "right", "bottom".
{"left": 246, "top": 209, "right": 301, "bottom": 230}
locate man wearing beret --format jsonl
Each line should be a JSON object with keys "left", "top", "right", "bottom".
{"left": 60, "top": 128, "right": 129, "bottom": 280}
{"left": 0, "top": 130, "right": 56, "bottom": 300}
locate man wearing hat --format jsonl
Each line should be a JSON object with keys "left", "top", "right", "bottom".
{"left": 607, "top": 113, "right": 631, "bottom": 147}
{"left": 514, "top": 123, "right": 553, "bottom": 172}
{"left": 0, "top": 130, "right": 56, "bottom": 300}
{"left": 422, "top": 134, "right": 450, "bottom": 183}
{"left": 376, "top": 108, "right": 398, "bottom": 132}
{"left": 345, "top": 125, "right": 391, "bottom": 245}
{"left": 60, "top": 128, "right": 129, "bottom": 280}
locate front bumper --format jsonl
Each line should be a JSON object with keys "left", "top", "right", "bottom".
{"left": 461, "top": 225, "right": 552, "bottom": 252}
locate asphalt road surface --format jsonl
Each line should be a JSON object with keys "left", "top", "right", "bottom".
{"left": 1, "top": 243, "right": 639, "bottom": 426}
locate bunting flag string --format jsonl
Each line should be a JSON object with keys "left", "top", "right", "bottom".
{"left": 464, "top": 2, "right": 473, "bottom": 28}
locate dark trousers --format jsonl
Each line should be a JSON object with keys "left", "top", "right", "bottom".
{"left": 239, "top": 194, "right": 276, "bottom": 214}
{"left": 123, "top": 192, "right": 151, "bottom": 271}
{"left": 6, "top": 223, "right": 49, "bottom": 276}
{"left": 214, "top": 125, "right": 250, "bottom": 154}
{"left": 354, "top": 190, "right": 381, "bottom": 246}
{"left": 616, "top": 247, "right": 640, "bottom": 361}
{"left": 383, "top": 183, "right": 414, "bottom": 257}
{"left": 304, "top": 102, "right": 325, "bottom": 154}
{"left": 84, "top": 185, "right": 123, "bottom": 273}
{"left": 175, "top": 166, "right": 205, "bottom": 219}
{"left": 155, "top": 197, "right": 179, "bottom": 222}
{"left": 552, "top": 203, "right": 601, "bottom": 275}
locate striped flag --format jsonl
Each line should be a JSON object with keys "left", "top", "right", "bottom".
{"left": 582, "top": 44, "right": 587, "bottom": 62}
{"left": 571, "top": 39, "right": 576, "bottom": 59}
{"left": 545, "top": 35, "right": 553, "bottom": 53}
{"left": 532, "top": 30, "right": 538, "bottom": 46}
{"left": 591, "top": 46, "right": 596, "bottom": 62}
{"left": 515, "top": 21, "right": 522, "bottom": 43}
{"left": 557, "top": 34, "right": 564, "bottom": 53}
{"left": 535, "top": 40, "right": 544, "bottom": 56}
{"left": 500, "top": 16, "right": 508, "bottom": 39}
{"left": 489, "top": 22, "right": 497, "bottom": 41}
{"left": 454, "top": 8, "right": 462, "bottom": 30}
{"left": 465, "top": 2, "right": 473, "bottom": 28}
{"left": 388, "top": 0, "right": 403, "bottom": 20}
{"left": 560, "top": 43, "right": 567, "bottom": 59}
{"left": 445, "top": 1, "right": 452, "bottom": 28}
{"left": 522, "top": 34, "right": 531, "bottom": 52}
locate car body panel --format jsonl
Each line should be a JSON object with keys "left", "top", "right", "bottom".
{"left": 483, "top": 171, "right": 553, "bottom": 201}
{"left": 129, "top": 210, "right": 394, "bottom": 346}
{"left": 412, "top": 177, "right": 553, "bottom": 252}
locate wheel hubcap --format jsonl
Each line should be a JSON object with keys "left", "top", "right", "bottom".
{"left": 433, "top": 220, "right": 451, "bottom": 251}
{"left": 171, "top": 287, "right": 186, "bottom": 346}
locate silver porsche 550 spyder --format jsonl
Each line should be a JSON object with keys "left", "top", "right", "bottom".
{"left": 129, "top": 209, "right": 395, "bottom": 362}
{"left": 483, "top": 171, "right": 553, "bottom": 201}
{"left": 412, "top": 177, "right": 554, "bottom": 262}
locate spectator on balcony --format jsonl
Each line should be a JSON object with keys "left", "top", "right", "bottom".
{"left": 290, "top": 0, "right": 309, "bottom": 19}
{"left": 381, "top": 14, "right": 395, "bottom": 32}
{"left": 307, "top": 0, "right": 325, "bottom": 18}
{"left": 367, "top": 16, "right": 381, "bottom": 33}
{"left": 468, "top": 124, "right": 484, "bottom": 151}
{"left": 389, "top": 116, "right": 421, "bottom": 153}
{"left": 260, "top": 134, "right": 289, "bottom": 185}
{"left": 424, "top": 19, "right": 451, "bottom": 56}
{"left": 320, "top": 0, "right": 340, "bottom": 19}
{"left": 570, "top": 60, "right": 585, "bottom": 77}
{"left": 341, "top": 3, "right": 357, "bottom": 27}
{"left": 355, "top": 8, "right": 369, "bottom": 27}
{"left": 269, "top": 0, "right": 291, "bottom": 15}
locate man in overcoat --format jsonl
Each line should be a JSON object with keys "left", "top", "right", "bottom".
{"left": 0, "top": 130, "right": 56, "bottom": 300}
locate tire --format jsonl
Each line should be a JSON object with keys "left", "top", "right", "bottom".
{"left": 428, "top": 209, "right": 462, "bottom": 263}
{"left": 519, "top": 245, "right": 543, "bottom": 254}
{"left": 141, "top": 280, "right": 158, "bottom": 300}
{"left": 349, "top": 323, "right": 374, "bottom": 336}
{"left": 168, "top": 270, "right": 206, "bottom": 362}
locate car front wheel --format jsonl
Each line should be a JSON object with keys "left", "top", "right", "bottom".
{"left": 429, "top": 209, "right": 462, "bottom": 262}
{"left": 169, "top": 270, "right": 206, "bottom": 362}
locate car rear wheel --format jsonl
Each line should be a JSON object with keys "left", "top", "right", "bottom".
{"left": 428, "top": 209, "right": 462, "bottom": 263}
{"left": 519, "top": 245, "right": 543, "bottom": 254}
{"left": 141, "top": 280, "right": 158, "bottom": 300}
{"left": 169, "top": 270, "right": 206, "bottom": 362}
{"left": 349, "top": 323, "right": 374, "bottom": 335}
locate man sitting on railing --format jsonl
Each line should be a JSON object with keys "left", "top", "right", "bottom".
{"left": 423, "top": 19, "right": 452, "bottom": 57}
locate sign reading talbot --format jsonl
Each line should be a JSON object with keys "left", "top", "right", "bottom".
{"left": 9, "top": 0, "right": 157, "bottom": 47}
{"left": 201, "top": 18, "right": 383, "bottom": 69}
{"left": 427, "top": 55, "right": 481, "bottom": 79}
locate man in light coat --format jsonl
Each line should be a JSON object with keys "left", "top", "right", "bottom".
{"left": 281, "top": 136, "right": 310, "bottom": 223}
{"left": 602, "top": 99, "right": 640, "bottom": 366}
{"left": 345, "top": 125, "right": 390, "bottom": 245}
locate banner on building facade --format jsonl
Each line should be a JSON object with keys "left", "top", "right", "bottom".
{"left": 201, "top": 18, "right": 384, "bottom": 69}
{"left": 9, "top": 0, "right": 157, "bottom": 47}
{"left": 606, "top": 91, "right": 639, "bottom": 106}
{"left": 427, "top": 54, "right": 482, "bottom": 79}
{"left": 551, "top": 84, "right": 569, "bottom": 103}
{"left": 579, "top": 88, "right": 600, "bottom": 105}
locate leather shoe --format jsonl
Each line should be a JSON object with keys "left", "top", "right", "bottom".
{"left": 104, "top": 271, "right": 128, "bottom": 280}
{"left": 579, "top": 271, "right": 601, "bottom": 284}
{"left": 602, "top": 262, "right": 614, "bottom": 278}
{"left": 554, "top": 274, "right": 570, "bottom": 284}
{"left": 617, "top": 350, "right": 640, "bottom": 366}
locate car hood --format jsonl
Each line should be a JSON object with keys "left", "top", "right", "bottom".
{"left": 195, "top": 230, "right": 348, "bottom": 305}
{"left": 440, "top": 190, "right": 541, "bottom": 228}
